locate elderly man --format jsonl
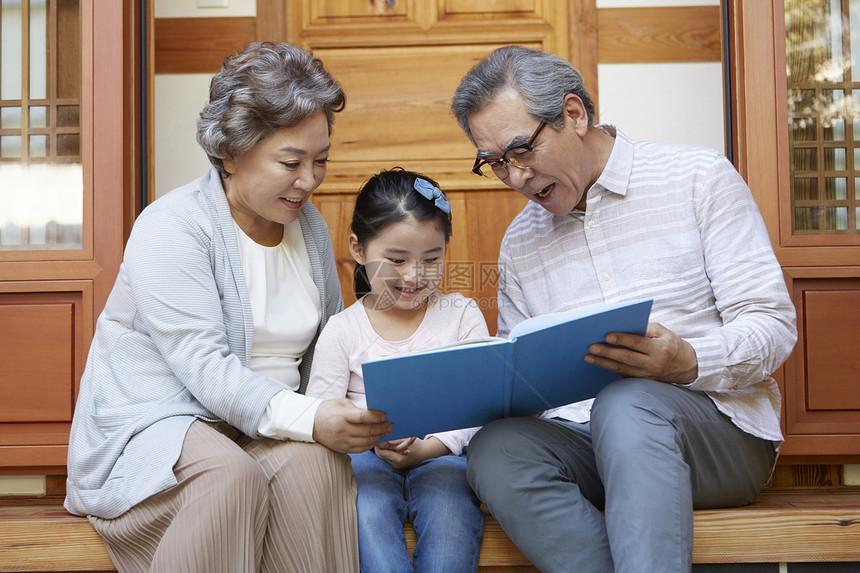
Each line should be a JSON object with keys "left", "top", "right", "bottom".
{"left": 451, "top": 46, "right": 797, "bottom": 573}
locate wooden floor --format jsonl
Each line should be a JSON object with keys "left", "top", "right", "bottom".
{"left": 2, "top": 488, "right": 860, "bottom": 572}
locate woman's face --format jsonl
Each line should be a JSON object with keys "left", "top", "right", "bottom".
{"left": 223, "top": 110, "right": 330, "bottom": 244}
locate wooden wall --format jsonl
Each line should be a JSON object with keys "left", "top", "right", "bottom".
{"left": 153, "top": 6, "right": 723, "bottom": 71}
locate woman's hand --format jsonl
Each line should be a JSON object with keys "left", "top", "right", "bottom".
{"left": 312, "top": 399, "right": 392, "bottom": 454}
{"left": 374, "top": 436, "right": 450, "bottom": 470}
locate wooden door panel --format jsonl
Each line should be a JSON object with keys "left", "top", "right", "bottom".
{"left": 0, "top": 282, "right": 91, "bottom": 472}
{"left": 318, "top": 44, "right": 479, "bottom": 162}
{"left": 780, "top": 270, "right": 860, "bottom": 455}
{"left": 804, "top": 289, "right": 860, "bottom": 411}
{"left": 0, "top": 302, "right": 75, "bottom": 422}
{"left": 289, "top": 0, "right": 559, "bottom": 44}
{"left": 442, "top": 0, "right": 538, "bottom": 18}
{"left": 314, "top": 43, "right": 543, "bottom": 193}
{"left": 310, "top": 0, "right": 410, "bottom": 22}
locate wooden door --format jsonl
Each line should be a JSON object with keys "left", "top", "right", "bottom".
{"left": 286, "top": 0, "right": 570, "bottom": 332}
{"left": 728, "top": 0, "right": 860, "bottom": 459}
{"left": 0, "top": 0, "right": 128, "bottom": 475}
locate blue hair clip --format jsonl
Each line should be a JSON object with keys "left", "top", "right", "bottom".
{"left": 413, "top": 178, "right": 451, "bottom": 214}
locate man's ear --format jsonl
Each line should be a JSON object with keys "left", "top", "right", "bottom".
{"left": 562, "top": 93, "right": 590, "bottom": 133}
{"left": 348, "top": 233, "right": 365, "bottom": 265}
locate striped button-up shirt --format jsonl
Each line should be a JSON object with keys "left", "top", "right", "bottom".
{"left": 498, "top": 127, "right": 797, "bottom": 443}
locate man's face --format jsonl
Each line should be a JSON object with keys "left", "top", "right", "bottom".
{"left": 467, "top": 90, "right": 595, "bottom": 215}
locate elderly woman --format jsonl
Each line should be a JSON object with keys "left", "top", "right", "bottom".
{"left": 64, "top": 42, "right": 390, "bottom": 572}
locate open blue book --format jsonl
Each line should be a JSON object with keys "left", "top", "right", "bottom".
{"left": 362, "top": 298, "right": 653, "bottom": 440}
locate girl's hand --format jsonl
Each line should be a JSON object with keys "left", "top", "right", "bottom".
{"left": 312, "top": 399, "right": 392, "bottom": 454}
{"left": 376, "top": 437, "right": 417, "bottom": 454}
{"left": 374, "top": 437, "right": 450, "bottom": 470}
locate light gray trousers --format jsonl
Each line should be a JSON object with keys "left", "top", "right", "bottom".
{"left": 466, "top": 378, "right": 776, "bottom": 573}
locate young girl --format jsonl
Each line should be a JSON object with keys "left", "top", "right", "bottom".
{"left": 306, "top": 168, "right": 487, "bottom": 573}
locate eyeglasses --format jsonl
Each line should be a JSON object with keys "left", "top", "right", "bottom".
{"left": 472, "top": 120, "right": 548, "bottom": 181}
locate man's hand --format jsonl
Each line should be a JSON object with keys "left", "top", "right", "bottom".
{"left": 374, "top": 437, "right": 450, "bottom": 470}
{"left": 585, "top": 322, "right": 698, "bottom": 384}
{"left": 312, "top": 399, "right": 392, "bottom": 454}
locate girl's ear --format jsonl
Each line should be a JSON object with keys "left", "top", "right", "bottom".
{"left": 348, "top": 233, "right": 365, "bottom": 265}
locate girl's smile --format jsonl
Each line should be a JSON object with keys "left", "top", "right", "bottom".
{"left": 396, "top": 285, "right": 424, "bottom": 298}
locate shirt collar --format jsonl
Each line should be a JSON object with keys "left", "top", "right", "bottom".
{"left": 593, "top": 124, "right": 632, "bottom": 197}
{"left": 568, "top": 124, "right": 633, "bottom": 217}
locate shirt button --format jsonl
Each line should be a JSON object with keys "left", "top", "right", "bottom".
{"left": 602, "top": 273, "right": 611, "bottom": 281}
{"left": 588, "top": 220, "right": 596, "bottom": 228}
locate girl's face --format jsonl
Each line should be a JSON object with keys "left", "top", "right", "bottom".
{"left": 222, "top": 110, "right": 330, "bottom": 244}
{"left": 349, "top": 218, "right": 447, "bottom": 313}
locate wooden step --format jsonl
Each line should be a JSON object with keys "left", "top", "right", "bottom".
{"left": 411, "top": 487, "right": 860, "bottom": 567}
{"left": 2, "top": 488, "right": 860, "bottom": 572}
{"left": 0, "top": 499, "right": 114, "bottom": 573}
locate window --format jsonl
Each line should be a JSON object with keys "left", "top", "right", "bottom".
{"left": 0, "top": 0, "right": 82, "bottom": 250}
{"left": 786, "top": 0, "right": 860, "bottom": 234}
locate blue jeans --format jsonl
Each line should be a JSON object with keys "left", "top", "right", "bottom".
{"left": 349, "top": 450, "right": 484, "bottom": 573}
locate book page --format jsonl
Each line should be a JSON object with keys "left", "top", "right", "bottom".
{"left": 394, "top": 336, "right": 507, "bottom": 357}
{"left": 509, "top": 300, "right": 641, "bottom": 339}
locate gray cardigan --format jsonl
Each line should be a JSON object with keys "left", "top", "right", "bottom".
{"left": 64, "top": 168, "right": 344, "bottom": 519}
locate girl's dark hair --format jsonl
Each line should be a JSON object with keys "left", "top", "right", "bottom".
{"left": 352, "top": 168, "right": 453, "bottom": 299}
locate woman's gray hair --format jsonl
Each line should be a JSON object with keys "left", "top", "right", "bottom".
{"left": 451, "top": 46, "right": 594, "bottom": 144}
{"left": 197, "top": 42, "right": 346, "bottom": 178}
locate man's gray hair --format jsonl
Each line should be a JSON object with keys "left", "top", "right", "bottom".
{"left": 451, "top": 46, "right": 594, "bottom": 144}
{"left": 197, "top": 42, "right": 346, "bottom": 178}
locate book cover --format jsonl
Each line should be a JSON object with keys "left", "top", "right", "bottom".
{"left": 362, "top": 298, "right": 653, "bottom": 440}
